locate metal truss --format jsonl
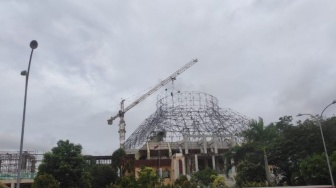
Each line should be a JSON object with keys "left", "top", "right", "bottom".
{"left": 124, "top": 91, "right": 251, "bottom": 149}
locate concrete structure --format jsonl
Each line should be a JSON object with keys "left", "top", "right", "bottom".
{"left": 126, "top": 134, "right": 237, "bottom": 185}
{"left": 0, "top": 151, "right": 41, "bottom": 188}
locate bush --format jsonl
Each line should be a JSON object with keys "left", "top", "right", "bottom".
{"left": 191, "top": 168, "right": 218, "bottom": 186}
{"left": 32, "top": 173, "right": 60, "bottom": 188}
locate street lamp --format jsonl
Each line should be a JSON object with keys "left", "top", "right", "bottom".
{"left": 297, "top": 99, "right": 336, "bottom": 188}
{"left": 17, "top": 40, "right": 38, "bottom": 188}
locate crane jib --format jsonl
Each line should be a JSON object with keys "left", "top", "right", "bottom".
{"left": 107, "top": 58, "right": 198, "bottom": 148}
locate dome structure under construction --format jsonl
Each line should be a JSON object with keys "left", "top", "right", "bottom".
{"left": 124, "top": 91, "right": 250, "bottom": 149}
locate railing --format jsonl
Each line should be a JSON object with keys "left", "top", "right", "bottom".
{"left": 0, "top": 172, "right": 37, "bottom": 180}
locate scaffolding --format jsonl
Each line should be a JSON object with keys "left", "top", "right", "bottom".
{"left": 0, "top": 151, "right": 42, "bottom": 180}
{"left": 124, "top": 91, "right": 251, "bottom": 149}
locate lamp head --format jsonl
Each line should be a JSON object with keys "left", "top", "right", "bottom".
{"left": 20, "top": 70, "right": 27, "bottom": 76}
{"left": 297, "top": 113, "right": 303, "bottom": 117}
{"left": 30, "top": 40, "right": 38, "bottom": 49}
{"left": 332, "top": 100, "right": 336, "bottom": 104}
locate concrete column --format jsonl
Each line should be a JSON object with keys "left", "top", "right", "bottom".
{"left": 195, "top": 154, "right": 199, "bottom": 172}
{"left": 203, "top": 136, "right": 207, "bottom": 154}
{"left": 186, "top": 157, "right": 190, "bottom": 175}
{"left": 224, "top": 156, "right": 227, "bottom": 172}
{"left": 174, "top": 158, "right": 179, "bottom": 178}
{"left": 167, "top": 142, "right": 172, "bottom": 157}
{"left": 182, "top": 157, "right": 186, "bottom": 175}
{"left": 146, "top": 142, "right": 150, "bottom": 159}
{"left": 11, "top": 183, "right": 15, "bottom": 188}
{"left": 212, "top": 155, "right": 216, "bottom": 170}
{"left": 214, "top": 135, "right": 218, "bottom": 154}
{"left": 184, "top": 135, "right": 189, "bottom": 154}
{"left": 135, "top": 151, "right": 140, "bottom": 160}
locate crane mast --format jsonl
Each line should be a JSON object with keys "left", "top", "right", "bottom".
{"left": 107, "top": 58, "right": 198, "bottom": 148}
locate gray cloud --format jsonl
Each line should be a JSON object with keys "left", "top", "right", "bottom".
{"left": 1, "top": 0, "right": 336, "bottom": 155}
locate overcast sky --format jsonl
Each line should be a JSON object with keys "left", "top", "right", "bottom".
{"left": 1, "top": 0, "right": 336, "bottom": 155}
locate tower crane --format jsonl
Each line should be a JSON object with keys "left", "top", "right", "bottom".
{"left": 107, "top": 58, "right": 198, "bottom": 148}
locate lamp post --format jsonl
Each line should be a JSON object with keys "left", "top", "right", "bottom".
{"left": 297, "top": 99, "right": 336, "bottom": 188}
{"left": 16, "top": 40, "right": 38, "bottom": 188}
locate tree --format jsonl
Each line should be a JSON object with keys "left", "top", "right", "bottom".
{"left": 191, "top": 168, "right": 218, "bottom": 186}
{"left": 235, "top": 116, "right": 336, "bottom": 186}
{"left": 321, "top": 117, "right": 336, "bottom": 154}
{"left": 32, "top": 173, "right": 60, "bottom": 188}
{"left": 241, "top": 117, "right": 276, "bottom": 184}
{"left": 112, "top": 148, "right": 132, "bottom": 177}
{"left": 114, "top": 174, "right": 138, "bottom": 188}
{"left": 270, "top": 117, "right": 328, "bottom": 185}
{"left": 137, "top": 166, "right": 159, "bottom": 188}
{"left": 89, "top": 164, "right": 118, "bottom": 188}
{"left": 330, "top": 151, "right": 336, "bottom": 180}
{"left": 300, "top": 153, "right": 329, "bottom": 185}
{"left": 37, "top": 140, "right": 91, "bottom": 188}
{"left": 236, "top": 159, "right": 266, "bottom": 187}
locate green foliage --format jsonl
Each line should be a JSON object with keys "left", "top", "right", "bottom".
{"left": 115, "top": 174, "right": 139, "bottom": 188}
{"left": 81, "top": 171, "right": 92, "bottom": 188}
{"left": 211, "top": 175, "right": 228, "bottom": 188}
{"left": 240, "top": 118, "right": 274, "bottom": 184}
{"left": 240, "top": 181, "right": 268, "bottom": 187}
{"left": 174, "top": 175, "right": 196, "bottom": 188}
{"left": 300, "top": 153, "right": 330, "bottom": 185}
{"left": 137, "top": 166, "right": 159, "bottom": 188}
{"left": 321, "top": 117, "right": 336, "bottom": 154}
{"left": 331, "top": 151, "right": 336, "bottom": 179}
{"left": 89, "top": 164, "right": 118, "bottom": 188}
{"left": 191, "top": 168, "right": 218, "bottom": 186}
{"left": 290, "top": 171, "right": 305, "bottom": 186}
{"left": 270, "top": 117, "right": 327, "bottom": 185}
{"left": 38, "top": 140, "right": 91, "bottom": 188}
{"left": 157, "top": 184, "right": 172, "bottom": 188}
{"left": 242, "top": 118, "right": 277, "bottom": 150}
{"left": 236, "top": 160, "right": 266, "bottom": 187}
{"left": 235, "top": 115, "right": 336, "bottom": 186}
{"left": 32, "top": 173, "right": 60, "bottom": 188}
{"left": 112, "top": 148, "right": 133, "bottom": 177}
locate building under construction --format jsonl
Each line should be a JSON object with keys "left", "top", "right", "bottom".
{"left": 0, "top": 151, "right": 40, "bottom": 179}
{"left": 124, "top": 90, "right": 250, "bottom": 185}
{"left": 0, "top": 151, "right": 43, "bottom": 187}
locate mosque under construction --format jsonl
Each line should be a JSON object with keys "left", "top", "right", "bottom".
{"left": 123, "top": 90, "right": 250, "bottom": 185}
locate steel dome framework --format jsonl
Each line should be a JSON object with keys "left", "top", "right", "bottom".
{"left": 124, "top": 91, "right": 250, "bottom": 149}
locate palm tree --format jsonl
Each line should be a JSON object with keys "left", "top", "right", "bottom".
{"left": 242, "top": 117, "right": 276, "bottom": 184}
{"left": 112, "top": 148, "right": 132, "bottom": 177}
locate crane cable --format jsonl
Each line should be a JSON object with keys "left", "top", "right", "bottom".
{"left": 124, "top": 84, "right": 157, "bottom": 101}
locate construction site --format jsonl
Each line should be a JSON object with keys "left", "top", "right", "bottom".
{"left": 107, "top": 59, "right": 251, "bottom": 185}
{"left": 125, "top": 90, "right": 249, "bottom": 185}
{"left": 0, "top": 59, "right": 250, "bottom": 187}
{"left": 0, "top": 151, "right": 42, "bottom": 187}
